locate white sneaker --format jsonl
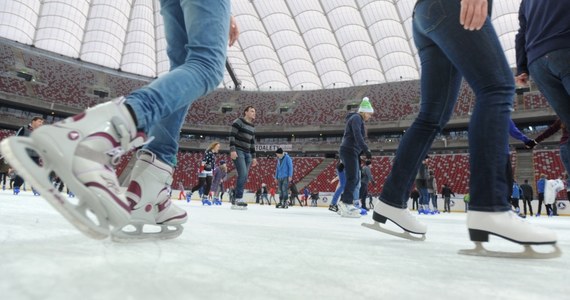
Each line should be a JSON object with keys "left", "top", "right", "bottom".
{"left": 373, "top": 200, "right": 426, "bottom": 234}
{"left": 466, "top": 211, "right": 557, "bottom": 244}
{"left": 338, "top": 202, "right": 361, "bottom": 218}
{"left": 0, "top": 97, "right": 146, "bottom": 239}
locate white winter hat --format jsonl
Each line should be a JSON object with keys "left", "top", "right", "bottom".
{"left": 358, "top": 97, "right": 374, "bottom": 113}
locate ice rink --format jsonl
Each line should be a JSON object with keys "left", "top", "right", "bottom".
{"left": 0, "top": 190, "right": 568, "bottom": 300}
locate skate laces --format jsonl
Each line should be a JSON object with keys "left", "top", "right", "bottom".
{"left": 107, "top": 119, "right": 153, "bottom": 166}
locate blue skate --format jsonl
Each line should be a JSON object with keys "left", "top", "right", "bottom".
{"left": 2, "top": 184, "right": 5, "bottom": 191}
{"left": 13, "top": 187, "right": 20, "bottom": 195}
{"left": 68, "top": 191, "right": 75, "bottom": 198}
{"left": 202, "top": 198, "right": 212, "bottom": 206}
{"left": 213, "top": 198, "right": 222, "bottom": 205}
{"left": 186, "top": 192, "right": 192, "bottom": 203}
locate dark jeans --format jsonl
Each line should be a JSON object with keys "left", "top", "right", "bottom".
{"left": 359, "top": 182, "right": 369, "bottom": 209}
{"left": 522, "top": 197, "right": 533, "bottom": 215}
{"left": 289, "top": 194, "right": 303, "bottom": 206}
{"left": 537, "top": 192, "right": 544, "bottom": 215}
{"left": 192, "top": 175, "right": 213, "bottom": 197}
{"left": 412, "top": 198, "right": 419, "bottom": 210}
{"left": 13, "top": 175, "right": 24, "bottom": 189}
{"left": 444, "top": 196, "right": 451, "bottom": 212}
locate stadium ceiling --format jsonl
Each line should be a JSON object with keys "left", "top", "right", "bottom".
{"left": 1, "top": 0, "right": 522, "bottom": 91}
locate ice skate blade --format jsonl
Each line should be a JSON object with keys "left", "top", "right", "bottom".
{"left": 458, "top": 242, "right": 562, "bottom": 259}
{"left": 1, "top": 137, "right": 109, "bottom": 239}
{"left": 231, "top": 205, "right": 248, "bottom": 210}
{"left": 111, "top": 224, "right": 184, "bottom": 242}
{"left": 361, "top": 222, "right": 426, "bottom": 241}
{"left": 341, "top": 213, "right": 361, "bottom": 218}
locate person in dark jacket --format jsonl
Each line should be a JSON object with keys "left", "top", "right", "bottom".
{"left": 289, "top": 181, "right": 302, "bottom": 207}
{"left": 515, "top": 0, "right": 570, "bottom": 211}
{"left": 441, "top": 183, "right": 455, "bottom": 213}
{"left": 410, "top": 188, "right": 420, "bottom": 211}
{"left": 515, "top": 1, "right": 570, "bottom": 139}
{"left": 13, "top": 116, "right": 44, "bottom": 194}
{"left": 338, "top": 97, "right": 374, "bottom": 218}
{"left": 519, "top": 179, "right": 534, "bottom": 217}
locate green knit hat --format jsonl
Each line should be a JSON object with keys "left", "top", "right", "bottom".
{"left": 358, "top": 97, "right": 374, "bottom": 113}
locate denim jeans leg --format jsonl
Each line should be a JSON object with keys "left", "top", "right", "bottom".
{"left": 419, "top": 188, "right": 429, "bottom": 206}
{"left": 528, "top": 49, "right": 570, "bottom": 131}
{"left": 339, "top": 146, "right": 360, "bottom": 204}
{"left": 234, "top": 150, "right": 251, "bottom": 199}
{"left": 331, "top": 178, "right": 345, "bottom": 205}
{"left": 278, "top": 178, "right": 288, "bottom": 202}
{"left": 125, "top": 0, "right": 231, "bottom": 165}
{"left": 380, "top": 0, "right": 513, "bottom": 211}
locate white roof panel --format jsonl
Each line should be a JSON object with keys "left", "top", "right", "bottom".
{"left": 0, "top": 0, "right": 524, "bottom": 90}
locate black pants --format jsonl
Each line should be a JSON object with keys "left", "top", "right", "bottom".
{"left": 359, "top": 183, "right": 369, "bottom": 210}
{"left": 444, "top": 197, "right": 451, "bottom": 212}
{"left": 13, "top": 175, "right": 24, "bottom": 189}
{"left": 545, "top": 203, "right": 553, "bottom": 216}
{"left": 0, "top": 172, "right": 6, "bottom": 186}
{"left": 522, "top": 197, "right": 533, "bottom": 215}
{"left": 537, "top": 192, "right": 544, "bottom": 215}
{"left": 192, "top": 175, "right": 213, "bottom": 197}
{"left": 290, "top": 195, "right": 303, "bottom": 206}
{"left": 412, "top": 198, "right": 419, "bottom": 210}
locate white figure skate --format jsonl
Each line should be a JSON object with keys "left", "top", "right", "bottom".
{"left": 0, "top": 98, "right": 146, "bottom": 239}
{"left": 338, "top": 201, "right": 362, "bottom": 218}
{"left": 362, "top": 200, "right": 427, "bottom": 241}
{"left": 113, "top": 149, "right": 188, "bottom": 242}
{"left": 459, "top": 211, "right": 561, "bottom": 258}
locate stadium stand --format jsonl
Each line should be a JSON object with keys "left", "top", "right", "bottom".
{"left": 533, "top": 149, "right": 567, "bottom": 199}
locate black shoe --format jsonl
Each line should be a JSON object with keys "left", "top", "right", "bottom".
{"left": 328, "top": 204, "right": 339, "bottom": 212}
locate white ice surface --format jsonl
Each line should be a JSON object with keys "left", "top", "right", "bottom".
{"left": 0, "top": 190, "right": 568, "bottom": 300}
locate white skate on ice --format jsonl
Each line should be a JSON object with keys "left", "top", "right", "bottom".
{"left": 338, "top": 201, "right": 362, "bottom": 218}
{"left": 458, "top": 211, "right": 561, "bottom": 259}
{"left": 362, "top": 200, "right": 426, "bottom": 241}
{"left": 113, "top": 149, "right": 188, "bottom": 242}
{"left": 0, "top": 98, "right": 146, "bottom": 239}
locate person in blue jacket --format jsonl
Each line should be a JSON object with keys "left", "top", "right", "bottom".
{"left": 274, "top": 148, "right": 293, "bottom": 208}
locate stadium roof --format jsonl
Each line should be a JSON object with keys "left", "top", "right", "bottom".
{"left": 0, "top": 0, "right": 522, "bottom": 91}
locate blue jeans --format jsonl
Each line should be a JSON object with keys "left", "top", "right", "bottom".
{"left": 331, "top": 174, "right": 346, "bottom": 206}
{"left": 233, "top": 149, "right": 252, "bottom": 199}
{"left": 125, "top": 0, "right": 231, "bottom": 165}
{"left": 379, "top": 0, "right": 513, "bottom": 212}
{"left": 339, "top": 146, "right": 361, "bottom": 204}
{"left": 528, "top": 48, "right": 570, "bottom": 138}
{"left": 419, "top": 188, "right": 429, "bottom": 206}
{"left": 277, "top": 178, "right": 289, "bottom": 202}
{"left": 431, "top": 193, "right": 438, "bottom": 209}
